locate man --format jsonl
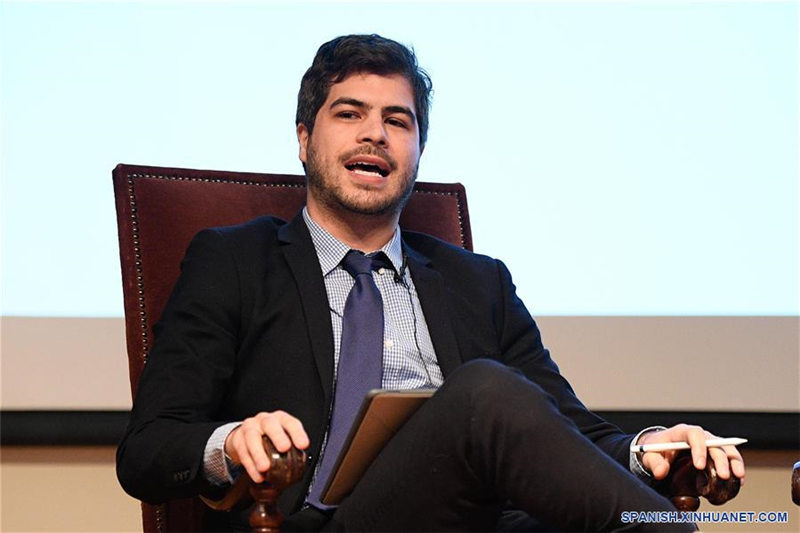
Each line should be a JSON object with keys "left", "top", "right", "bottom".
{"left": 117, "top": 34, "right": 745, "bottom": 531}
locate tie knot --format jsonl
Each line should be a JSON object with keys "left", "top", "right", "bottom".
{"left": 341, "top": 250, "right": 392, "bottom": 278}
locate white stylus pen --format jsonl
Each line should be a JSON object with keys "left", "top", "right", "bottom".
{"left": 630, "top": 437, "right": 748, "bottom": 454}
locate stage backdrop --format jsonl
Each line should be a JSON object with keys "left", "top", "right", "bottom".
{"left": 1, "top": 1, "right": 797, "bottom": 413}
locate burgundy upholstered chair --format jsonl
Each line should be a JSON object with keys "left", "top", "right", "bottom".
{"left": 112, "top": 163, "right": 472, "bottom": 532}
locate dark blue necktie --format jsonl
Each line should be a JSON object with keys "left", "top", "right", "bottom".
{"left": 308, "top": 250, "right": 390, "bottom": 508}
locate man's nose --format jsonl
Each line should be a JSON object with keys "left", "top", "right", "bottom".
{"left": 357, "top": 115, "right": 388, "bottom": 146}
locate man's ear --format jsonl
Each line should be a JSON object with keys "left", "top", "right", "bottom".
{"left": 297, "top": 123, "right": 310, "bottom": 164}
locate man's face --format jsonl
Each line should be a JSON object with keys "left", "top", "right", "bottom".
{"left": 297, "top": 72, "right": 422, "bottom": 218}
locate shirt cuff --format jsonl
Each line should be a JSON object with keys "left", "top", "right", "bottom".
{"left": 203, "top": 421, "right": 243, "bottom": 486}
{"left": 629, "top": 425, "right": 668, "bottom": 481}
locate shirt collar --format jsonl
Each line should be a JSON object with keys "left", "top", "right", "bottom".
{"left": 302, "top": 207, "right": 404, "bottom": 276}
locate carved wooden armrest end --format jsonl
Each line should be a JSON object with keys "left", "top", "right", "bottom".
{"left": 200, "top": 436, "right": 307, "bottom": 533}
{"left": 249, "top": 436, "right": 307, "bottom": 533}
{"left": 655, "top": 451, "right": 740, "bottom": 512}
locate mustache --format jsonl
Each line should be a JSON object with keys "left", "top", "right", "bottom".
{"left": 338, "top": 146, "right": 397, "bottom": 171}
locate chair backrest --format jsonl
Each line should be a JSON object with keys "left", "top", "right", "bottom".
{"left": 112, "top": 163, "right": 472, "bottom": 532}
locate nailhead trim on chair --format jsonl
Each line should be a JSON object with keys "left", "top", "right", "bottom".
{"left": 125, "top": 176, "right": 150, "bottom": 365}
{"left": 155, "top": 502, "right": 166, "bottom": 533}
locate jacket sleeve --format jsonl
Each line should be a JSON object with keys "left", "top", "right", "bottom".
{"left": 116, "top": 228, "right": 242, "bottom": 503}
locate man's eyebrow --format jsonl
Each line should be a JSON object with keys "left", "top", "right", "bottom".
{"left": 329, "top": 97, "right": 369, "bottom": 110}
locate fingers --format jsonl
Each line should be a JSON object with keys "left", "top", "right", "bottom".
{"left": 260, "top": 411, "right": 293, "bottom": 452}
{"left": 224, "top": 411, "right": 309, "bottom": 483}
{"left": 237, "top": 423, "right": 268, "bottom": 483}
{"left": 707, "top": 445, "right": 728, "bottom": 478}
{"left": 637, "top": 424, "right": 747, "bottom": 483}
{"left": 684, "top": 426, "right": 709, "bottom": 470}
{"left": 638, "top": 424, "right": 692, "bottom": 480}
{"left": 642, "top": 451, "right": 672, "bottom": 480}
{"left": 708, "top": 443, "right": 746, "bottom": 482}
{"left": 684, "top": 427, "right": 746, "bottom": 482}
{"left": 279, "top": 412, "right": 311, "bottom": 451}
{"left": 729, "top": 448, "right": 746, "bottom": 481}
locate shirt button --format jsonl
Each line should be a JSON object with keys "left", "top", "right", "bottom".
{"left": 378, "top": 268, "right": 386, "bottom": 275}
{"left": 385, "top": 339, "right": 394, "bottom": 349}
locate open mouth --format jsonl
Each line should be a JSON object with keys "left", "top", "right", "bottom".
{"left": 343, "top": 156, "right": 391, "bottom": 178}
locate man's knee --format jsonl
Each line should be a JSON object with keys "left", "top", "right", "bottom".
{"left": 447, "top": 358, "right": 519, "bottom": 389}
{"left": 443, "top": 359, "right": 557, "bottom": 419}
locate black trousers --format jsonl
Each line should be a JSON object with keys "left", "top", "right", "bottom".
{"left": 283, "top": 360, "right": 692, "bottom": 532}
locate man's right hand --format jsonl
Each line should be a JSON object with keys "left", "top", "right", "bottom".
{"left": 224, "top": 411, "right": 309, "bottom": 483}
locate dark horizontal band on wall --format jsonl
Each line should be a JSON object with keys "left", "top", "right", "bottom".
{"left": 1, "top": 410, "right": 130, "bottom": 446}
{"left": 596, "top": 411, "right": 799, "bottom": 449}
{"left": 1, "top": 410, "right": 798, "bottom": 448}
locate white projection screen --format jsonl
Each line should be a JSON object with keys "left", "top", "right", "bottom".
{"left": 1, "top": 1, "right": 797, "bottom": 414}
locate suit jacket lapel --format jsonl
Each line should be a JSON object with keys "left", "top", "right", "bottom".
{"left": 278, "top": 213, "right": 335, "bottom": 404}
{"left": 404, "top": 243, "right": 462, "bottom": 377}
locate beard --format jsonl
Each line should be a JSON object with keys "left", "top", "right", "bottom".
{"left": 305, "top": 142, "right": 418, "bottom": 217}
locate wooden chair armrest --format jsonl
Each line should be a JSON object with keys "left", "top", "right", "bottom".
{"left": 200, "top": 436, "right": 307, "bottom": 533}
{"left": 653, "top": 451, "right": 741, "bottom": 511}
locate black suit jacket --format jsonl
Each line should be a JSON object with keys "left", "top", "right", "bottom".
{"left": 117, "top": 212, "right": 631, "bottom": 518}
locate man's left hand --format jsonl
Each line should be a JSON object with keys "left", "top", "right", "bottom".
{"left": 638, "top": 424, "right": 746, "bottom": 482}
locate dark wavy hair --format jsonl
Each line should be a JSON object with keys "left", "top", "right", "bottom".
{"left": 296, "top": 34, "right": 433, "bottom": 147}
